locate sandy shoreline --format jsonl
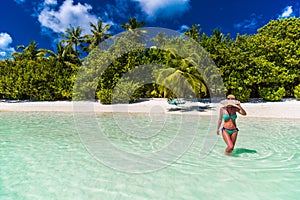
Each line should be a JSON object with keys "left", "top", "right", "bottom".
{"left": 0, "top": 98, "right": 299, "bottom": 119}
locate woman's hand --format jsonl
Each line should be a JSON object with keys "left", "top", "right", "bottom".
{"left": 216, "top": 129, "right": 220, "bottom": 135}
{"left": 235, "top": 100, "right": 241, "bottom": 106}
{"left": 236, "top": 101, "right": 247, "bottom": 115}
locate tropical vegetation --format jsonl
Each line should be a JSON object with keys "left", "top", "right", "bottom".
{"left": 0, "top": 17, "right": 299, "bottom": 102}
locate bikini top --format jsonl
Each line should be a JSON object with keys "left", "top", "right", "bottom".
{"left": 222, "top": 114, "right": 237, "bottom": 121}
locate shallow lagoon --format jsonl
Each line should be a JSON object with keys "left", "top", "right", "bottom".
{"left": 0, "top": 112, "right": 299, "bottom": 199}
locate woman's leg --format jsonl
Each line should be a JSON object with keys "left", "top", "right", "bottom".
{"left": 222, "top": 130, "right": 234, "bottom": 153}
{"left": 231, "top": 131, "right": 238, "bottom": 147}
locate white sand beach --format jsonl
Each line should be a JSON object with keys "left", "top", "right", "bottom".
{"left": 0, "top": 98, "right": 299, "bottom": 119}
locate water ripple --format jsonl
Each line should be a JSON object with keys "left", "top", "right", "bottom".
{"left": 0, "top": 113, "right": 299, "bottom": 199}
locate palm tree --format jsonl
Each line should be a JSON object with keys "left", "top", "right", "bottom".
{"left": 12, "top": 41, "right": 48, "bottom": 60}
{"left": 86, "top": 19, "right": 113, "bottom": 51}
{"left": 120, "top": 17, "right": 147, "bottom": 42}
{"left": 155, "top": 49, "right": 207, "bottom": 98}
{"left": 184, "top": 24, "right": 201, "bottom": 43}
{"left": 46, "top": 42, "right": 81, "bottom": 66}
{"left": 60, "top": 25, "right": 86, "bottom": 56}
{"left": 120, "top": 16, "right": 146, "bottom": 31}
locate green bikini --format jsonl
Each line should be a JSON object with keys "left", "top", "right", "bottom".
{"left": 222, "top": 114, "right": 239, "bottom": 135}
{"left": 222, "top": 113, "right": 237, "bottom": 121}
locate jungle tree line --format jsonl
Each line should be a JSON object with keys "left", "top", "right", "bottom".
{"left": 0, "top": 17, "right": 300, "bottom": 102}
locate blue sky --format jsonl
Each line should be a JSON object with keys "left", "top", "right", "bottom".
{"left": 0, "top": 0, "right": 299, "bottom": 59}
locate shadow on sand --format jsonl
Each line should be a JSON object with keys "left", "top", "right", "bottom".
{"left": 168, "top": 103, "right": 214, "bottom": 112}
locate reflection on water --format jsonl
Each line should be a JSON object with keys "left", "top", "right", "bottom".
{"left": 0, "top": 112, "right": 299, "bottom": 199}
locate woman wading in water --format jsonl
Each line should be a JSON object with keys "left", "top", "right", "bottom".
{"left": 217, "top": 94, "right": 247, "bottom": 153}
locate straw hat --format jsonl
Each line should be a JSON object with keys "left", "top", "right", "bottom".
{"left": 227, "top": 94, "right": 235, "bottom": 99}
{"left": 220, "top": 94, "right": 240, "bottom": 107}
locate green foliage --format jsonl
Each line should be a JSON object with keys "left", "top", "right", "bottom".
{"left": 0, "top": 58, "right": 77, "bottom": 100}
{"left": 96, "top": 89, "right": 112, "bottom": 104}
{"left": 151, "top": 35, "right": 219, "bottom": 99}
{"left": 225, "top": 82, "right": 251, "bottom": 103}
{"left": 1, "top": 17, "right": 300, "bottom": 102}
{"left": 78, "top": 31, "right": 211, "bottom": 104}
{"left": 184, "top": 24, "right": 201, "bottom": 43}
{"left": 258, "top": 86, "right": 286, "bottom": 101}
{"left": 86, "top": 19, "right": 113, "bottom": 51}
{"left": 294, "top": 84, "right": 300, "bottom": 100}
{"left": 111, "top": 78, "right": 141, "bottom": 103}
{"left": 210, "top": 17, "right": 300, "bottom": 101}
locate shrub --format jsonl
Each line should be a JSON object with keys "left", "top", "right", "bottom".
{"left": 230, "top": 87, "right": 252, "bottom": 102}
{"left": 294, "top": 84, "right": 300, "bottom": 100}
{"left": 96, "top": 79, "right": 141, "bottom": 104}
{"left": 96, "top": 89, "right": 112, "bottom": 104}
{"left": 258, "top": 86, "right": 286, "bottom": 101}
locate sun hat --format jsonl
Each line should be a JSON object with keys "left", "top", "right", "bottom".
{"left": 220, "top": 94, "right": 240, "bottom": 107}
{"left": 227, "top": 94, "right": 235, "bottom": 99}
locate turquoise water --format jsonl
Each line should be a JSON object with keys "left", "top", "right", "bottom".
{"left": 0, "top": 112, "right": 299, "bottom": 199}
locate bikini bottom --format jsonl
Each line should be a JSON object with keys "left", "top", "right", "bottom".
{"left": 222, "top": 127, "right": 239, "bottom": 135}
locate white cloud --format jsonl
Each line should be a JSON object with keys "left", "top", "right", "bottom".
{"left": 280, "top": 6, "right": 293, "bottom": 18}
{"left": 44, "top": 0, "right": 57, "bottom": 6}
{"left": 0, "top": 33, "right": 15, "bottom": 59}
{"left": 0, "top": 33, "right": 13, "bottom": 49}
{"left": 38, "top": 0, "right": 98, "bottom": 34}
{"left": 179, "top": 25, "right": 189, "bottom": 32}
{"left": 234, "top": 13, "right": 260, "bottom": 32}
{"left": 133, "top": 0, "right": 190, "bottom": 20}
